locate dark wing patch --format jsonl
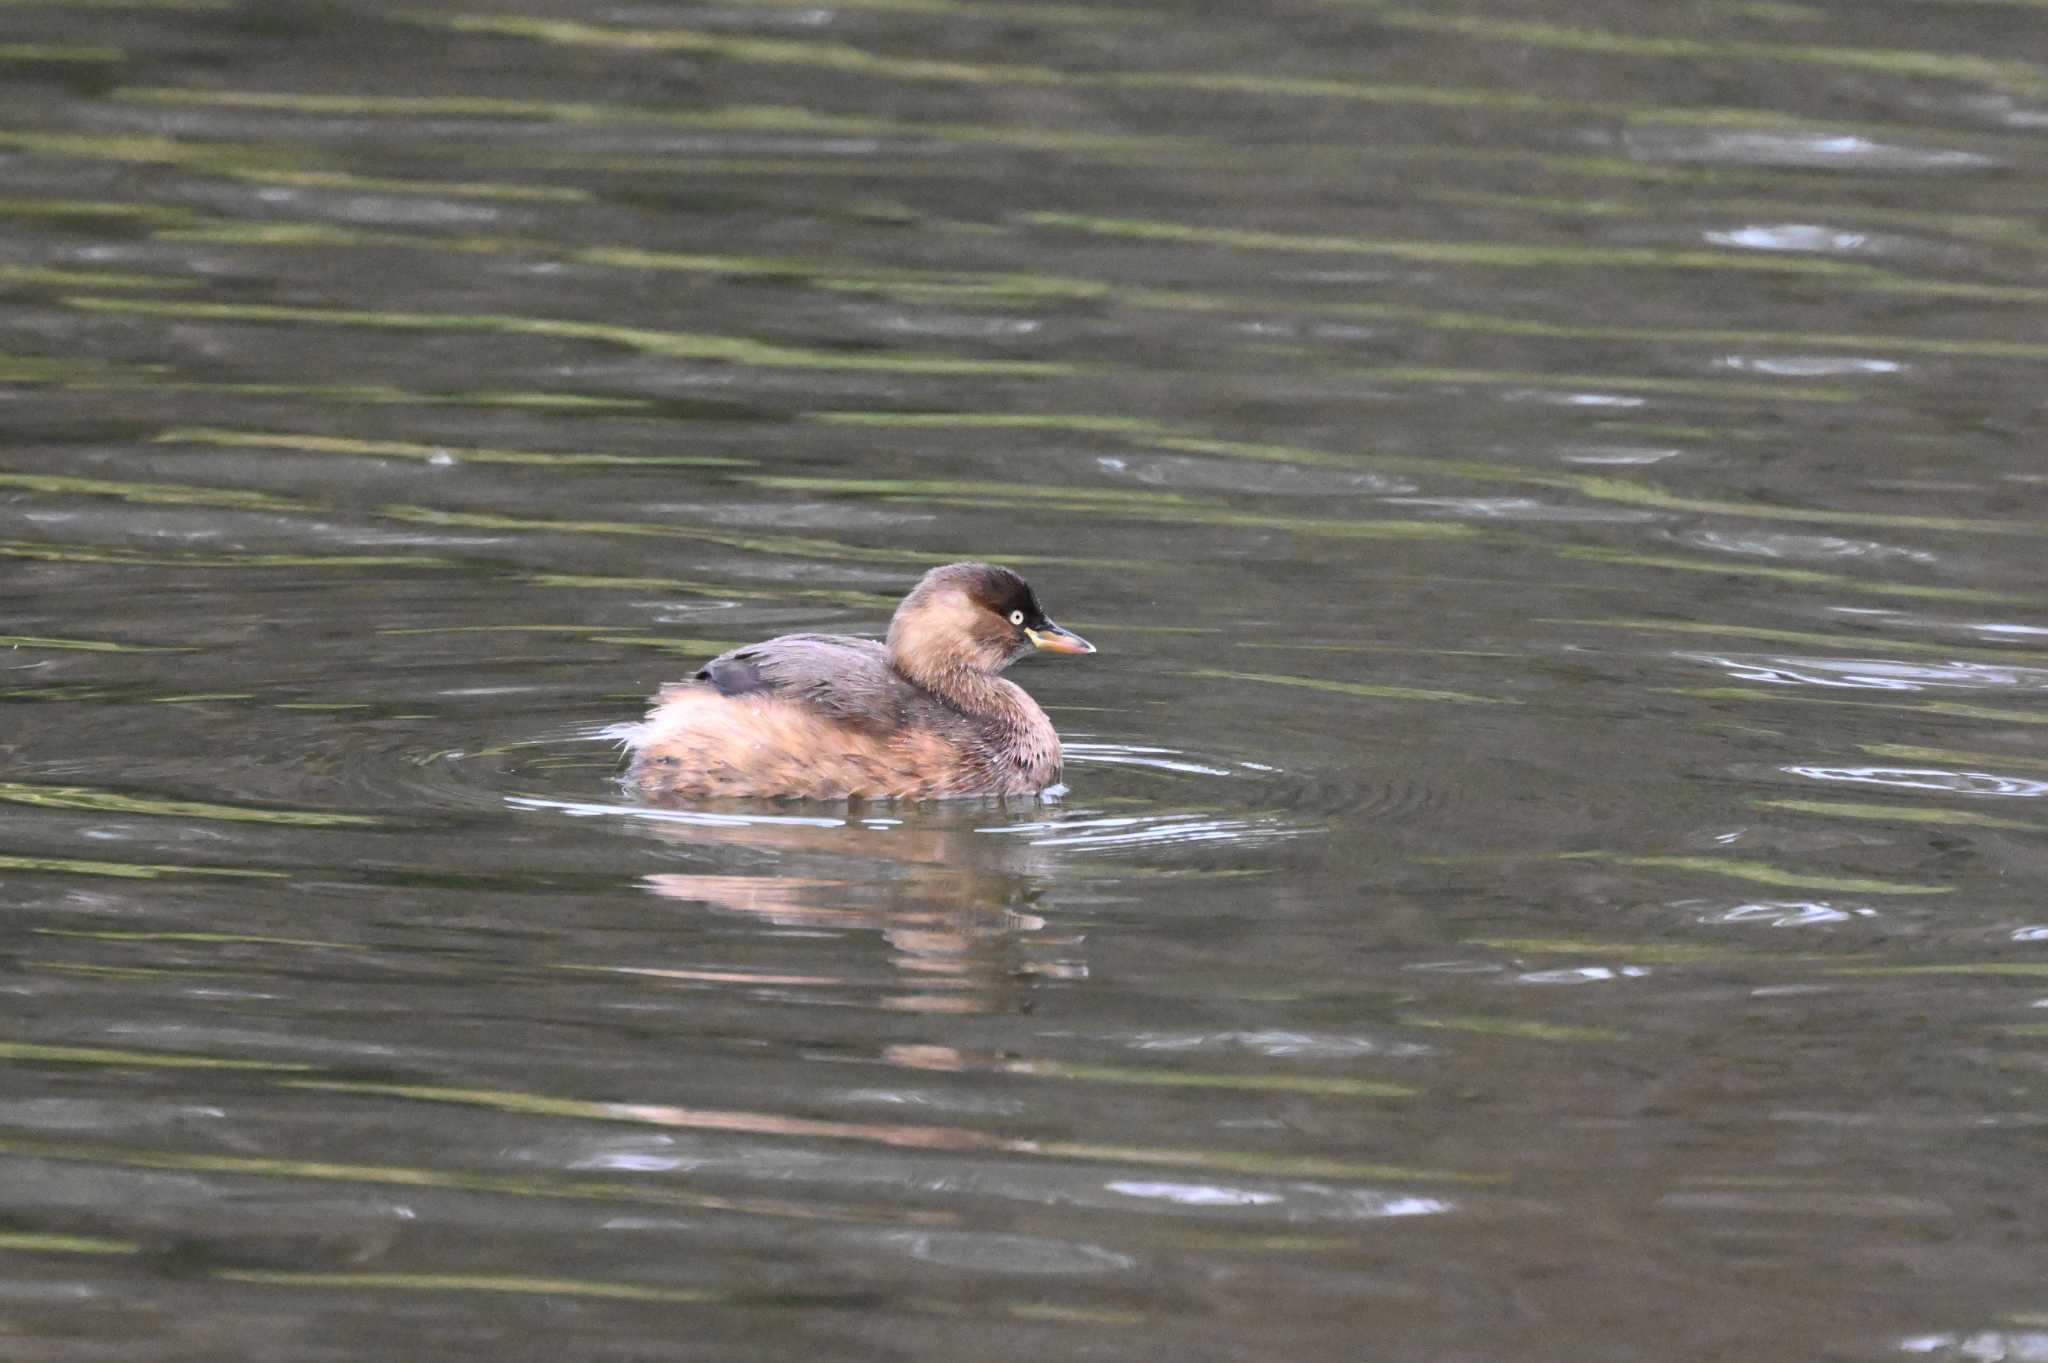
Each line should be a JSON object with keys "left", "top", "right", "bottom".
{"left": 695, "top": 651, "right": 768, "bottom": 697}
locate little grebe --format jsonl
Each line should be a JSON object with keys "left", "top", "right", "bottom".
{"left": 626, "top": 562, "right": 1096, "bottom": 800}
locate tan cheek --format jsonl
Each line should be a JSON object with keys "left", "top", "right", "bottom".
{"left": 970, "top": 618, "right": 1011, "bottom": 654}
{"left": 937, "top": 594, "right": 1013, "bottom": 661}
{"left": 930, "top": 590, "right": 982, "bottom": 636}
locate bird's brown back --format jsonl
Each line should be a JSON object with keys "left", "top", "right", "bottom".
{"left": 688, "top": 633, "right": 960, "bottom": 732}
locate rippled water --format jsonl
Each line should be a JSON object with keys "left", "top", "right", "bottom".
{"left": 5, "top": 1, "right": 2048, "bottom": 1359}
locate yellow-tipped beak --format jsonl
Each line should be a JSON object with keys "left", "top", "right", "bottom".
{"left": 1026, "top": 623, "right": 1096, "bottom": 655}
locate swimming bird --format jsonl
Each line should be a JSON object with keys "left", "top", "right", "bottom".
{"left": 626, "top": 562, "right": 1095, "bottom": 800}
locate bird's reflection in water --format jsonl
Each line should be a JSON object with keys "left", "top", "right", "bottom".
{"left": 633, "top": 803, "right": 1086, "bottom": 1017}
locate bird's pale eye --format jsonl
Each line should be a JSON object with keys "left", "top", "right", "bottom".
{"left": 1008, "top": 610, "right": 1025, "bottom": 626}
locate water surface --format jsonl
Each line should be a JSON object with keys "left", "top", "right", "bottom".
{"left": 4, "top": 1, "right": 2047, "bottom": 1359}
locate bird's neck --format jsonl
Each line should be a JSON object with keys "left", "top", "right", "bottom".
{"left": 893, "top": 652, "right": 1060, "bottom": 787}
{"left": 890, "top": 646, "right": 1005, "bottom": 717}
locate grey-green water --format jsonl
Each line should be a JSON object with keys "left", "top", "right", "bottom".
{"left": 4, "top": 1, "right": 2047, "bottom": 1359}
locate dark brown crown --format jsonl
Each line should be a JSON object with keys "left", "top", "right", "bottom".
{"left": 915, "top": 562, "right": 1046, "bottom": 627}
